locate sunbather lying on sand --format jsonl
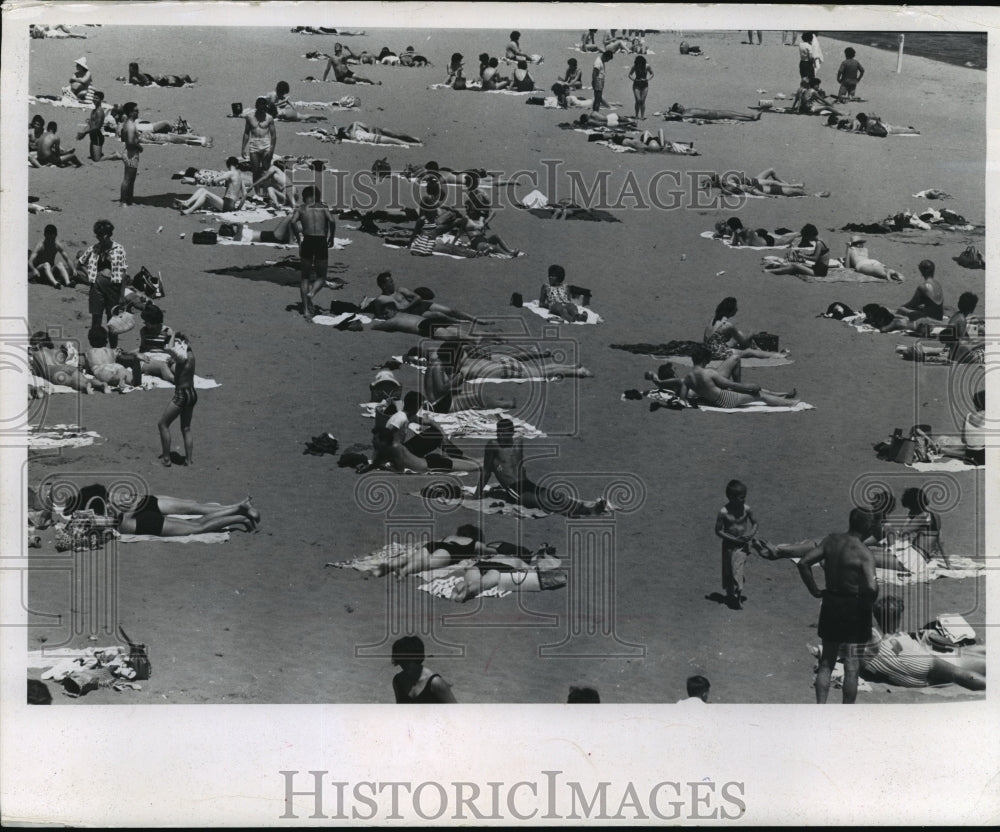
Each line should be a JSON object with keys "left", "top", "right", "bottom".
{"left": 681, "top": 345, "right": 799, "bottom": 408}
{"left": 712, "top": 168, "right": 822, "bottom": 198}
{"left": 29, "top": 332, "right": 109, "bottom": 394}
{"left": 31, "top": 24, "right": 87, "bottom": 38}
{"left": 446, "top": 549, "right": 567, "bottom": 602}
{"left": 575, "top": 111, "right": 636, "bottom": 129}
{"left": 215, "top": 216, "right": 301, "bottom": 245}
{"left": 123, "top": 62, "right": 196, "bottom": 87}
{"left": 370, "top": 271, "right": 478, "bottom": 322}
{"left": 841, "top": 208, "right": 971, "bottom": 234}
{"left": 667, "top": 103, "right": 761, "bottom": 121}
{"left": 843, "top": 235, "right": 904, "bottom": 280}
{"left": 476, "top": 418, "right": 607, "bottom": 516}
{"left": 713, "top": 218, "right": 801, "bottom": 247}
{"left": 862, "top": 595, "right": 985, "bottom": 690}
{"left": 600, "top": 129, "right": 696, "bottom": 153}
{"left": 312, "top": 122, "right": 421, "bottom": 145}
{"left": 359, "top": 524, "right": 502, "bottom": 577}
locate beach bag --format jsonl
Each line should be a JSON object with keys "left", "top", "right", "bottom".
{"left": 132, "top": 266, "right": 166, "bottom": 299}
{"left": 61, "top": 496, "right": 118, "bottom": 551}
{"left": 371, "top": 156, "right": 390, "bottom": 181}
{"left": 752, "top": 332, "right": 779, "bottom": 352}
{"left": 955, "top": 245, "right": 985, "bottom": 269}
{"left": 118, "top": 625, "right": 152, "bottom": 680}
{"left": 192, "top": 231, "right": 218, "bottom": 245}
{"left": 106, "top": 306, "right": 136, "bottom": 336}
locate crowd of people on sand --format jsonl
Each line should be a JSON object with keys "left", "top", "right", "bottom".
{"left": 25, "top": 29, "right": 984, "bottom": 705}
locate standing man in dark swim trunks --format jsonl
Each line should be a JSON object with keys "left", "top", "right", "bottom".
{"left": 796, "top": 509, "right": 879, "bottom": 704}
{"left": 77, "top": 90, "right": 106, "bottom": 162}
{"left": 157, "top": 333, "right": 197, "bottom": 467}
{"left": 119, "top": 102, "right": 142, "bottom": 205}
{"left": 288, "top": 185, "right": 337, "bottom": 319}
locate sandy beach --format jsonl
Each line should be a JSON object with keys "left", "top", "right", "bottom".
{"left": 23, "top": 25, "right": 986, "bottom": 707}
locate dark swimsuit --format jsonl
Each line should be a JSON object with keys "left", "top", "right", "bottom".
{"left": 817, "top": 589, "right": 873, "bottom": 644}
{"left": 299, "top": 234, "right": 328, "bottom": 261}
{"left": 409, "top": 674, "right": 444, "bottom": 703}
{"left": 128, "top": 495, "right": 164, "bottom": 536}
{"left": 172, "top": 387, "right": 198, "bottom": 409}
{"left": 811, "top": 240, "right": 830, "bottom": 277}
{"left": 632, "top": 65, "right": 649, "bottom": 90}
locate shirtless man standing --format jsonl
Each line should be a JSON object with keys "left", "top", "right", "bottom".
{"left": 681, "top": 346, "right": 798, "bottom": 408}
{"left": 77, "top": 90, "right": 106, "bottom": 161}
{"left": 288, "top": 185, "right": 337, "bottom": 319}
{"left": 119, "top": 102, "right": 142, "bottom": 204}
{"left": 796, "top": 509, "right": 879, "bottom": 704}
{"left": 476, "top": 419, "right": 607, "bottom": 516}
{"left": 242, "top": 97, "right": 277, "bottom": 195}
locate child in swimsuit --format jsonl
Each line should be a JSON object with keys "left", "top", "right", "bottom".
{"left": 715, "top": 479, "right": 759, "bottom": 609}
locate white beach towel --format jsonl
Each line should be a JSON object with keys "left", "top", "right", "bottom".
{"left": 28, "top": 426, "right": 102, "bottom": 449}
{"left": 310, "top": 312, "right": 372, "bottom": 327}
{"left": 700, "top": 230, "right": 791, "bottom": 251}
{"left": 119, "top": 531, "right": 230, "bottom": 544}
{"left": 697, "top": 400, "right": 814, "bottom": 414}
{"left": 522, "top": 300, "right": 602, "bottom": 325}
{"left": 217, "top": 236, "right": 351, "bottom": 250}
{"left": 412, "top": 485, "right": 551, "bottom": 519}
{"left": 906, "top": 459, "right": 984, "bottom": 473}
{"left": 141, "top": 374, "right": 220, "bottom": 391}
{"left": 195, "top": 206, "right": 285, "bottom": 223}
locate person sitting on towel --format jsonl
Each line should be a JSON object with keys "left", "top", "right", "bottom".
{"left": 680, "top": 345, "right": 799, "bottom": 409}
{"left": 878, "top": 259, "right": 944, "bottom": 333}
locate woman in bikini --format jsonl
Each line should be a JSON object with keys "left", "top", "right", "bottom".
{"left": 458, "top": 206, "right": 521, "bottom": 257}
{"left": 668, "top": 103, "right": 762, "bottom": 122}
{"left": 335, "top": 121, "right": 421, "bottom": 146}
{"left": 762, "top": 223, "right": 832, "bottom": 277}
{"left": 368, "top": 525, "right": 495, "bottom": 578}
{"left": 715, "top": 168, "right": 810, "bottom": 197}
{"left": 704, "top": 297, "right": 790, "bottom": 362}
{"left": 628, "top": 55, "right": 652, "bottom": 120}
{"left": 391, "top": 636, "right": 457, "bottom": 703}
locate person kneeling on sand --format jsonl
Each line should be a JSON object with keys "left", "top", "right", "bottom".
{"left": 680, "top": 345, "right": 799, "bottom": 408}
{"left": 476, "top": 418, "right": 608, "bottom": 517}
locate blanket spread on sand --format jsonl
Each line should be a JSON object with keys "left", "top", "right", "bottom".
{"left": 388, "top": 355, "right": 551, "bottom": 385}
{"left": 310, "top": 312, "right": 372, "bottom": 327}
{"left": 28, "top": 425, "right": 102, "bottom": 449}
{"left": 358, "top": 404, "right": 545, "bottom": 438}
{"left": 217, "top": 236, "right": 351, "bottom": 250}
{"left": 194, "top": 206, "right": 284, "bottom": 223}
{"left": 838, "top": 314, "right": 946, "bottom": 337}
{"left": 700, "top": 230, "right": 791, "bottom": 251}
{"left": 119, "top": 513, "right": 231, "bottom": 544}
{"left": 522, "top": 300, "right": 602, "bottom": 325}
{"left": 655, "top": 111, "right": 742, "bottom": 125}
{"left": 791, "top": 542, "right": 984, "bottom": 585}
{"left": 412, "top": 484, "right": 551, "bottom": 518}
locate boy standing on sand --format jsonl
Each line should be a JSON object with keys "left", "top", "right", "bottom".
{"left": 836, "top": 47, "right": 865, "bottom": 102}
{"left": 592, "top": 50, "right": 612, "bottom": 111}
{"left": 289, "top": 185, "right": 337, "bottom": 320}
{"left": 715, "top": 479, "right": 758, "bottom": 610}
{"left": 77, "top": 90, "right": 106, "bottom": 161}
{"left": 158, "top": 333, "right": 197, "bottom": 467}
{"left": 119, "top": 102, "right": 142, "bottom": 204}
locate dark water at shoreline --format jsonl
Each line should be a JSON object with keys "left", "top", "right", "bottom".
{"left": 822, "top": 31, "right": 986, "bottom": 70}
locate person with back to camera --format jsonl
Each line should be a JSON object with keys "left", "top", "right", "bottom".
{"left": 678, "top": 675, "right": 710, "bottom": 704}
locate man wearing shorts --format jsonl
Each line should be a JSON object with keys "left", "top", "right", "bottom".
{"left": 796, "top": 509, "right": 879, "bottom": 704}
{"left": 79, "top": 219, "right": 128, "bottom": 347}
{"left": 119, "top": 102, "right": 142, "bottom": 205}
{"left": 288, "top": 185, "right": 337, "bottom": 319}
{"left": 592, "top": 50, "right": 612, "bottom": 112}
{"left": 242, "top": 98, "right": 277, "bottom": 195}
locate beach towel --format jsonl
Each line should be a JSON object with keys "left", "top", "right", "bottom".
{"left": 310, "top": 312, "right": 373, "bottom": 327}
{"left": 590, "top": 136, "right": 700, "bottom": 155}
{"left": 141, "top": 374, "right": 221, "bottom": 391}
{"left": 645, "top": 389, "right": 813, "bottom": 413}
{"left": 29, "top": 93, "right": 94, "bottom": 109}
{"left": 912, "top": 189, "right": 952, "bottom": 200}
{"left": 28, "top": 201, "right": 60, "bottom": 214}
{"left": 522, "top": 300, "right": 602, "bottom": 325}
{"left": 28, "top": 425, "right": 102, "bottom": 450}
{"left": 138, "top": 132, "right": 212, "bottom": 147}
{"left": 876, "top": 546, "right": 985, "bottom": 586}
{"left": 194, "top": 206, "right": 285, "bottom": 224}
{"left": 416, "top": 573, "right": 511, "bottom": 600}
{"left": 296, "top": 128, "right": 421, "bottom": 148}
{"left": 516, "top": 189, "right": 621, "bottom": 222}
{"left": 412, "top": 484, "right": 551, "bottom": 519}
{"left": 119, "top": 531, "right": 230, "bottom": 544}
{"left": 216, "top": 236, "right": 351, "bottom": 250}
{"left": 905, "top": 459, "right": 984, "bottom": 473}
{"left": 358, "top": 404, "right": 545, "bottom": 438}
{"left": 609, "top": 342, "right": 792, "bottom": 367}
{"left": 655, "top": 111, "right": 743, "bottom": 125}
{"left": 29, "top": 372, "right": 219, "bottom": 394}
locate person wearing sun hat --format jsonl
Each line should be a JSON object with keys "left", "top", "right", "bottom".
{"left": 70, "top": 56, "right": 93, "bottom": 99}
